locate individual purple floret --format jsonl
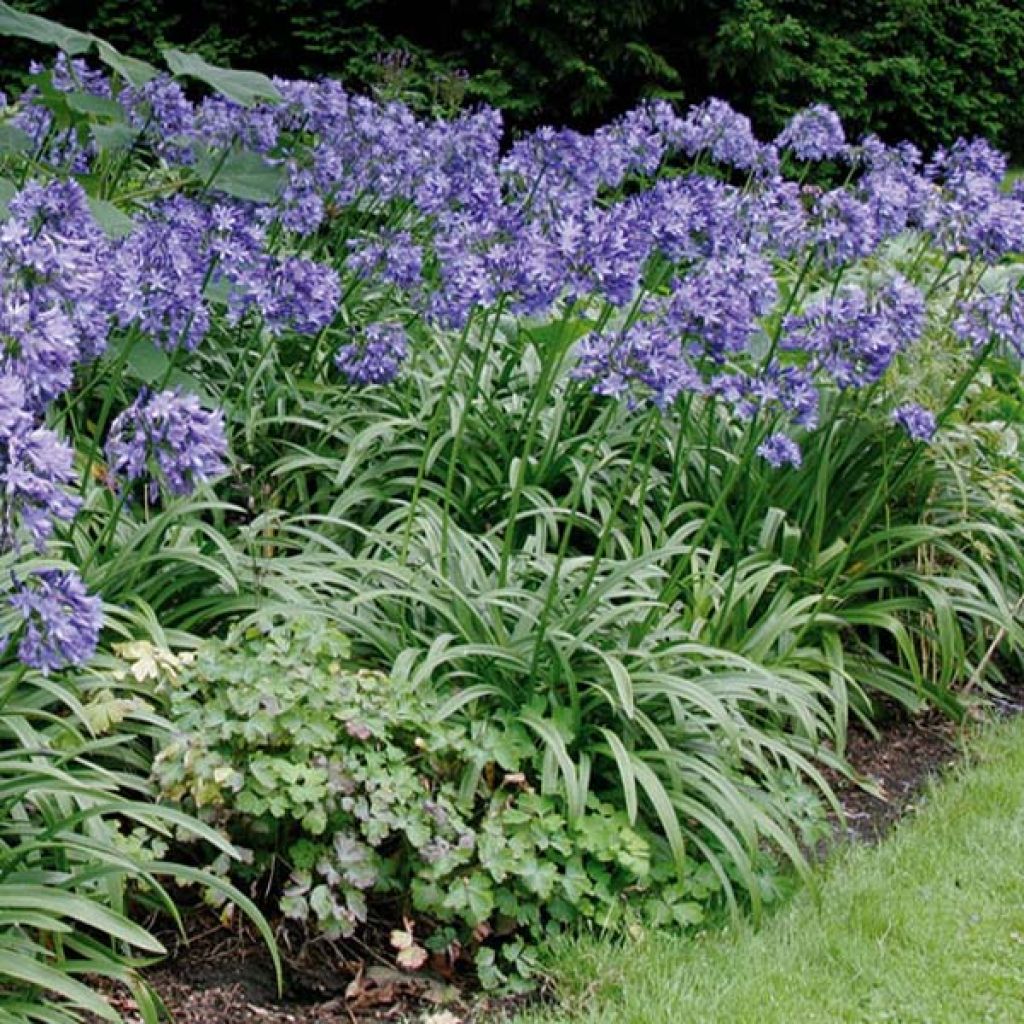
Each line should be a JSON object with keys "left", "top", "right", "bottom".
{"left": 891, "top": 404, "right": 937, "bottom": 442}
{"left": 4, "top": 569, "right": 102, "bottom": 674}
{"left": 757, "top": 433, "right": 803, "bottom": 469}
{"left": 776, "top": 104, "right": 847, "bottom": 162}
{"left": 105, "top": 390, "right": 228, "bottom": 501}
{"left": 334, "top": 324, "right": 409, "bottom": 386}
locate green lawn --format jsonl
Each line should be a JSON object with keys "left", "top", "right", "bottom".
{"left": 519, "top": 715, "right": 1024, "bottom": 1024}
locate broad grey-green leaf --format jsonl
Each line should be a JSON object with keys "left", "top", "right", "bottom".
{"left": 87, "top": 196, "right": 135, "bottom": 238}
{"left": 65, "top": 91, "right": 124, "bottom": 120}
{"left": 198, "top": 148, "right": 286, "bottom": 202}
{"left": 0, "top": 1, "right": 93, "bottom": 53}
{"left": 123, "top": 337, "right": 169, "bottom": 383}
{"left": 91, "top": 120, "right": 140, "bottom": 152}
{"left": 96, "top": 40, "right": 158, "bottom": 87}
{"left": 0, "top": 122, "right": 33, "bottom": 155}
{"left": 162, "top": 48, "right": 281, "bottom": 106}
{"left": 0, "top": 176, "right": 17, "bottom": 217}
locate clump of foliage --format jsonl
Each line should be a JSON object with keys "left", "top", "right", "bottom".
{"left": 151, "top": 617, "right": 727, "bottom": 988}
{"left": 0, "top": 646, "right": 279, "bottom": 1023}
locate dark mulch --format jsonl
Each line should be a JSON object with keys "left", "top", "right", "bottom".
{"left": 93, "top": 686, "right": 1024, "bottom": 1024}
{"left": 828, "top": 684, "right": 1024, "bottom": 845}
{"left": 95, "top": 913, "right": 527, "bottom": 1024}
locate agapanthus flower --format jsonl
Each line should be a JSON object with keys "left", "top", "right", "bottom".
{"left": 546, "top": 199, "right": 652, "bottom": 307}
{"left": 776, "top": 104, "right": 847, "bottom": 162}
{"left": 679, "top": 98, "right": 761, "bottom": 170}
{"left": 892, "top": 403, "right": 937, "bottom": 442}
{"left": 858, "top": 154, "right": 932, "bottom": 238}
{"left": 926, "top": 137, "right": 1008, "bottom": 188}
{"left": 196, "top": 95, "right": 280, "bottom": 154}
{"left": 0, "top": 375, "right": 29, "bottom": 443}
{"left": 11, "top": 56, "right": 111, "bottom": 173}
{"left": 713, "top": 365, "right": 820, "bottom": 428}
{"left": 1, "top": 425, "right": 80, "bottom": 552}
{"left": 3, "top": 569, "right": 102, "bottom": 674}
{"left": 1, "top": 179, "right": 114, "bottom": 401}
{"left": 109, "top": 197, "right": 215, "bottom": 352}
{"left": 757, "top": 433, "right": 802, "bottom": 469}
{"left": 953, "top": 289, "right": 1024, "bottom": 355}
{"left": 783, "top": 280, "right": 922, "bottom": 390}
{"left": 573, "top": 322, "right": 701, "bottom": 408}
{"left": 118, "top": 74, "right": 196, "bottom": 164}
{"left": 666, "top": 252, "right": 778, "bottom": 363}
{"left": 644, "top": 176, "right": 745, "bottom": 262}
{"left": 346, "top": 231, "right": 424, "bottom": 292}
{"left": 923, "top": 167, "right": 1024, "bottom": 261}
{"left": 105, "top": 389, "right": 228, "bottom": 501}
{"left": 334, "top": 324, "right": 409, "bottom": 386}
{"left": 809, "top": 189, "right": 879, "bottom": 268}
{"left": 235, "top": 256, "right": 341, "bottom": 337}
{"left": 280, "top": 164, "right": 326, "bottom": 235}
{"left": 741, "top": 178, "right": 809, "bottom": 258}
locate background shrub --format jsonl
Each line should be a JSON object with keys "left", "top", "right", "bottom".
{"left": 3, "top": 0, "right": 1023, "bottom": 158}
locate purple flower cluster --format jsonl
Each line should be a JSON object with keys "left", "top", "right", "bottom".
{"left": 1, "top": 180, "right": 114, "bottom": 403}
{"left": 953, "top": 289, "right": 1024, "bottom": 355}
{"left": 0, "top": 177, "right": 117, "bottom": 672}
{"left": 776, "top": 105, "right": 848, "bottom": 162}
{"left": 105, "top": 389, "right": 229, "bottom": 502}
{"left": 782, "top": 278, "right": 925, "bottom": 390}
{"left": 757, "top": 433, "right": 803, "bottom": 469}
{"left": 3, "top": 53, "right": 1023, "bottom": 545}
{"left": 892, "top": 404, "right": 937, "bottom": 442}
{"left": 0, "top": 181, "right": 108, "bottom": 557}
{"left": 3, "top": 570, "right": 102, "bottom": 675}
{"left": 334, "top": 324, "right": 410, "bottom": 386}
{"left": 574, "top": 323, "right": 700, "bottom": 409}
{"left": 10, "top": 55, "right": 111, "bottom": 173}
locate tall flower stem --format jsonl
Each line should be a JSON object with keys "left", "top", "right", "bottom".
{"left": 399, "top": 311, "right": 477, "bottom": 566}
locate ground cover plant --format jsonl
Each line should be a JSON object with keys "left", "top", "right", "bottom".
{"left": 1, "top": 4, "right": 1024, "bottom": 1017}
